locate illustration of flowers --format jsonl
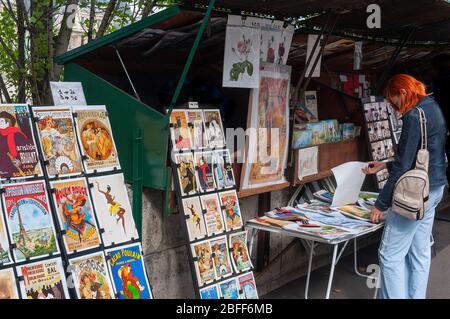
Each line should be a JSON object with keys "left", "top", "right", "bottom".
{"left": 230, "top": 33, "right": 254, "bottom": 81}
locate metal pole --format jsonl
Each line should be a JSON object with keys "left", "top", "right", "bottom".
{"left": 325, "top": 244, "right": 339, "bottom": 299}
{"left": 115, "top": 48, "right": 142, "bottom": 101}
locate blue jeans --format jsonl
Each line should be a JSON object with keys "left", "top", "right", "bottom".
{"left": 378, "top": 185, "right": 445, "bottom": 299}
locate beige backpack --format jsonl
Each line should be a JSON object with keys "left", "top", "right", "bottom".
{"left": 391, "top": 107, "right": 429, "bottom": 221}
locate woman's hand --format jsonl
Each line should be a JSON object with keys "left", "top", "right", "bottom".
{"left": 362, "top": 161, "right": 386, "bottom": 175}
{"left": 370, "top": 206, "right": 384, "bottom": 224}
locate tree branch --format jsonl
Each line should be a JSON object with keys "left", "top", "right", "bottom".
{"left": 87, "top": 0, "right": 96, "bottom": 42}
{"left": 0, "top": 73, "right": 12, "bottom": 103}
{"left": 141, "top": 0, "right": 157, "bottom": 18}
{"left": 96, "top": 0, "right": 118, "bottom": 38}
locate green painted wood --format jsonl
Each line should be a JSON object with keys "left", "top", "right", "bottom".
{"left": 133, "top": 128, "right": 144, "bottom": 237}
{"left": 64, "top": 62, "right": 169, "bottom": 190}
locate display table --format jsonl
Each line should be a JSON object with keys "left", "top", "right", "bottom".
{"left": 246, "top": 220, "right": 384, "bottom": 299}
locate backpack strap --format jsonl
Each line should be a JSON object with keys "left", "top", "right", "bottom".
{"left": 417, "top": 107, "right": 427, "bottom": 150}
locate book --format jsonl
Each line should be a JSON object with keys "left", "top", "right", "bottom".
{"left": 335, "top": 204, "right": 371, "bottom": 221}
{"left": 313, "top": 190, "right": 334, "bottom": 203}
{"left": 292, "top": 129, "right": 313, "bottom": 149}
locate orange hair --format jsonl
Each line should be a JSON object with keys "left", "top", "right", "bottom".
{"left": 383, "top": 74, "right": 428, "bottom": 113}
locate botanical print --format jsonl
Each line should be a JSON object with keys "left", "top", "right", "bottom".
{"left": 50, "top": 178, "right": 101, "bottom": 253}
{"left": 32, "top": 106, "right": 83, "bottom": 177}
{"left": 218, "top": 277, "right": 240, "bottom": 299}
{"left": 238, "top": 272, "right": 258, "bottom": 299}
{"left": 73, "top": 105, "right": 120, "bottom": 173}
{"left": 0, "top": 208, "right": 12, "bottom": 265}
{"left": 199, "top": 284, "right": 219, "bottom": 299}
{"left": 50, "top": 82, "right": 87, "bottom": 106}
{"left": 200, "top": 194, "right": 225, "bottom": 236}
{"left": 174, "top": 153, "right": 197, "bottom": 196}
{"left": 212, "top": 149, "right": 235, "bottom": 189}
{"left": 105, "top": 243, "right": 153, "bottom": 299}
{"left": 229, "top": 231, "right": 253, "bottom": 272}
{"left": 241, "top": 63, "right": 291, "bottom": 189}
{"left": 89, "top": 174, "right": 139, "bottom": 246}
{"left": 2, "top": 180, "right": 59, "bottom": 262}
{"left": 191, "top": 239, "right": 215, "bottom": 287}
{"left": 17, "top": 258, "right": 69, "bottom": 299}
{"left": 170, "top": 110, "right": 192, "bottom": 151}
{"left": 0, "top": 268, "right": 18, "bottom": 299}
{"left": 223, "top": 15, "right": 261, "bottom": 88}
{"left": 194, "top": 151, "right": 216, "bottom": 193}
{"left": 260, "top": 19, "right": 283, "bottom": 64}
{"left": 203, "top": 110, "right": 226, "bottom": 149}
{"left": 181, "top": 197, "right": 207, "bottom": 241}
{"left": 187, "top": 110, "right": 208, "bottom": 150}
{"left": 219, "top": 190, "right": 243, "bottom": 231}
{"left": 279, "top": 24, "right": 294, "bottom": 65}
{"left": 0, "top": 104, "right": 42, "bottom": 179}
{"left": 209, "top": 236, "right": 233, "bottom": 279}
{"left": 69, "top": 252, "right": 115, "bottom": 299}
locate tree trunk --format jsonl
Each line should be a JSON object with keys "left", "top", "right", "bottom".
{"left": 142, "top": 0, "right": 158, "bottom": 18}
{"left": 16, "top": 0, "right": 27, "bottom": 103}
{"left": 87, "top": 0, "right": 96, "bottom": 42}
{"left": 0, "top": 74, "right": 12, "bottom": 103}
{"left": 96, "top": 0, "right": 118, "bottom": 38}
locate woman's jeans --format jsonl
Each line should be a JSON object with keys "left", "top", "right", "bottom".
{"left": 378, "top": 185, "right": 445, "bottom": 299}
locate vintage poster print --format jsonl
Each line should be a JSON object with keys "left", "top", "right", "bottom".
{"left": 105, "top": 243, "right": 153, "bottom": 299}
{"left": 199, "top": 284, "right": 219, "bottom": 299}
{"left": 229, "top": 231, "right": 253, "bottom": 273}
{"left": 218, "top": 277, "right": 240, "bottom": 299}
{"left": 238, "top": 272, "right": 258, "bottom": 299}
{"left": 181, "top": 197, "right": 207, "bottom": 241}
{"left": 50, "top": 82, "right": 87, "bottom": 106}
{"left": 0, "top": 207, "right": 13, "bottom": 265}
{"left": 89, "top": 174, "right": 139, "bottom": 246}
{"left": 194, "top": 151, "right": 216, "bottom": 193}
{"left": 199, "top": 194, "right": 225, "bottom": 236}
{"left": 73, "top": 105, "right": 120, "bottom": 173}
{"left": 187, "top": 110, "right": 208, "bottom": 150}
{"left": 2, "top": 180, "right": 59, "bottom": 262}
{"left": 170, "top": 110, "right": 192, "bottom": 151}
{"left": 0, "top": 268, "right": 19, "bottom": 299}
{"left": 174, "top": 153, "right": 197, "bottom": 196}
{"left": 190, "top": 239, "right": 215, "bottom": 287}
{"left": 33, "top": 107, "right": 83, "bottom": 177}
{"left": 69, "top": 252, "right": 115, "bottom": 299}
{"left": 223, "top": 15, "right": 261, "bottom": 88}
{"left": 50, "top": 178, "right": 101, "bottom": 253}
{"left": 17, "top": 257, "right": 69, "bottom": 299}
{"left": 210, "top": 236, "right": 233, "bottom": 279}
{"left": 0, "top": 104, "right": 42, "bottom": 179}
{"left": 241, "top": 63, "right": 291, "bottom": 189}
{"left": 212, "top": 149, "right": 235, "bottom": 189}
{"left": 219, "top": 190, "right": 243, "bottom": 231}
{"left": 204, "top": 110, "right": 226, "bottom": 149}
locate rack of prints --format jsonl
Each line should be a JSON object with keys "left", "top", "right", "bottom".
{"left": 361, "top": 97, "right": 398, "bottom": 190}
{"left": 0, "top": 102, "right": 152, "bottom": 299}
{"left": 169, "top": 107, "right": 258, "bottom": 299}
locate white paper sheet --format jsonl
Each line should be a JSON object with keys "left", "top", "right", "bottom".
{"left": 331, "top": 161, "right": 367, "bottom": 207}
{"left": 50, "top": 82, "right": 87, "bottom": 105}
{"left": 297, "top": 146, "right": 318, "bottom": 180}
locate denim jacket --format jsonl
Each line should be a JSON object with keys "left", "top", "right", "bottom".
{"left": 375, "top": 96, "right": 448, "bottom": 211}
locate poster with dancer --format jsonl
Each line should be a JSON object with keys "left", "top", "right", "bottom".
{"left": 0, "top": 104, "right": 42, "bottom": 180}
{"left": 199, "top": 284, "right": 219, "bottom": 299}
{"left": 73, "top": 105, "right": 120, "bottom": 173}
{"left": 105, "top": 243, "right": 153, "bottom": 299}
{"left": 238, "top": 272, "right": 258, "bottom": 299}
{"left": 199, "top": 194, "right": 225, "bottom": 236}
{"left": 0, "top": 207, "right": 13, "bottom": 265}
{"left": 181, "top": 197, "right": 207, "bottom": 241}
{"left": 88, "top": 174, "right": 138, "bottom": 246}
{"left": 229, "top": 231, "right": 253, "bottom": 272}
{"left": 218, "top": 190, "right": 243, "bottom": 231}
{"left": 16, "top": 257, "right": 69, "bottom": 299}
{"left": 187, "top": 110, "right": 208, "bottom": 150}
{"left": 50, "top": 178, "right": 101, "bottom": 253}
{"left": 2, "top": 180, "right": 59, "bottom": 262}
{"left": 218, "top": 277, "right": 240, "bottom": 299}
{"left": 209, "top": 236, "right": 233, "bottom": 279}
{"left": 212, "top": 149, "right": 235, "bottom": 189}
{"left": 69, "top": 252, "right": 115, "bottom": 299}
{"left": 32, "top": 106, "right": 83, "bottom": 177}
{"left": 194, "top": 151, "right": 216, "bottom": 193}
{"left": 223, "top": 15, "right": 261, "bottom": 88}
{"left": 203, "top": 110, "right": 226, "bottom": 149}
{"left": 170, "top": 110, "right": 192, "bottom": 151}
{"left": 174, "top": 153, "right": 197, "bottom": 196}
{"left": 241, "top": 63, "right": 291, "bottom": 190}
{"left": 190, "top": 239, "right": 215, "bottom": 287}
{"left": 0, "top": 268, "right": 18, "bottom": 299}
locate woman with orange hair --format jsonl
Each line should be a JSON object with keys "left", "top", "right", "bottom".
{"left": 363, "top": 74, "right": 447, "bottom": 299}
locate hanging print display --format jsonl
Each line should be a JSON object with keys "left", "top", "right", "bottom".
{"left": 2, "top": 180, "right": 59, "bottom": 262}
{"left": 187, "top": 110, "right": 208, "bottom": 149}
{"left": 50, "top": 178, "right": 101, "bottom": 253}
{"left": 69, "top": 252, "right": 115, "bottom": 299}
{"left": 223, "top": 15, "right": 261, "bottom": 89}
{"left": 191, "top": 239, "right": 215, "bottom": 287}
{"left": 170, "top": 110, "right": 192, "bottom": 151}
{"left": 181, "top": 197, "right": 207, "bottom": 241}
{"left": 212, "top": 149, "right": 235, "bottom": 189}
{"left": 73, "top": 105, "right": 120, "bottom": 173}
{"left": 0, "top": 208, "right": 12, "bottom": 265}
{"left": 209, "top": 235, "right": 233, "bottom": 279}
{"left": 194, "top": 151, "right": 216, "bottom": 193}
{"left": 105, "top": 243, "right": 153, "bottom": 299}
{"left": 238, "top": 272, "right": 258, "bottom": 299}
{"left": 204, "top": 110, "right": 226, "bottom": 149}
{"left": 241, "top": 63, "right": 291, "bottom": 190}
{"left": 260, "top": 19, "right": 283, "bottom": 64}
{"left": 218, "top": 190, "right": 243, "bottom": 231}
{"left": 0, "top": 104, "right": 42, "bottom": 179}
{"left": 200, "top": 193, "right": 225, "bottom": 236}
{"left": 175, "top": 153, "right": 197, "bottom": 196}
{"left": 199, "top": 284, "right": 219, "bottom": 299}
{"left": 218, "top": 277, "right": 240, "bottom": 299}
{"left": 32, "top": 106, "right": 83, "bottom": 177}
{"left": 0, "top": 268, "right": 19, "bottom": 299}
{"left": 229, "top": 231, "right": 253, "bottom": 273}
{"left": 88, "top": 173, "right": 138, "bottom": 246}
{"left": 16, "top": 257, "right": 69, "bottom": 299}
